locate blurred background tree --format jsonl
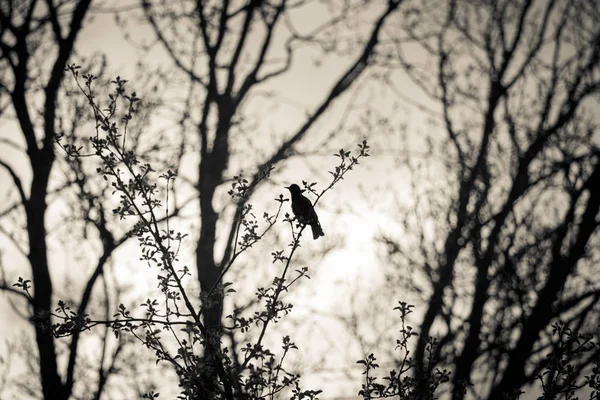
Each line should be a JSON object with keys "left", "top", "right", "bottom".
{"left": 373, "top": 0, "right": 600, "bottom": 398}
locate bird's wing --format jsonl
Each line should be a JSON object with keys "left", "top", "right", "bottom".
{"left": 300, "top": 195, "right": 319, "bottom": 223}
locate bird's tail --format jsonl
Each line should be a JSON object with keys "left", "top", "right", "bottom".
{"left": 311, "top": 222, "right": 325, "bottom": 240}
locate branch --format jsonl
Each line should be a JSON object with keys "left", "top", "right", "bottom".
{"left": 0, "top": 137, "right": 26, "bottom": 153}
{"left": 497, "top": 0, "right": 534, "bottom": 77}
{"left": 141, "top": 0, "right": 208, "bottom": 88}
{"left": 64, "top": 234, "right": 125, "bottom": 395}
{"left": 235, "top": 1, "right": 285, "bottom": 105}
{"left": 0, "top": 159, "right": 27, "bottom": 205}
{"left": 264, "top": 0, "right": 401, "bottom": 166}
{"left": 225, "top": 0, "right": 261, "bottom": 95}
{"left": 504, "top": 0, "right": 558, "bottom": 89}
{"left": 43, "top": 0, "right": 92, "bottom": 154}
{"left": 44, "top": 0, "right": 65, "bottom": 44}
{"left": 0, "top": 282, "right": 33, "bottom": 303}
{"left": 195, "top": 0, "right": 224, "bottom": 92}
{"left": 94, "top": 271, "right": 115, "bottom": 400}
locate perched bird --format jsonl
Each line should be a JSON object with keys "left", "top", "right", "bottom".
{"left": 285, "top": 184, "right": 325, "bottom": 240}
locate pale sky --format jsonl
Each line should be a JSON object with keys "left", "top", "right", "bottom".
{"left": 2, "top": 1, "right": 593, "bottom": 399}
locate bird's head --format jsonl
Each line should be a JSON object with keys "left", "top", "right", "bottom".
{"left": 285, "top": 184, "right": 303, "bottom": 194}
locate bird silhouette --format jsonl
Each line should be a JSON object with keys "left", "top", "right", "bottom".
{"left": 285, "top": 184, "right": 325, "bottom": 240}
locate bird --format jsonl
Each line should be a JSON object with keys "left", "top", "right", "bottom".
{"left": 285, "top": 184, "right": 325, "bottom": 240}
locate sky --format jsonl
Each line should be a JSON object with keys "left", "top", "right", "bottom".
{"left": 1, "top": 0, "right": 597, "bottom": 399}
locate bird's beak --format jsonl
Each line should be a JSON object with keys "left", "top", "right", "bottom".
{"left": 284, "top": 186, "right": 290, "bottom": 190}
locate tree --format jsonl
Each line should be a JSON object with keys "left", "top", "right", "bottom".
{"left": 0, "top": 1, "right": 113, "bottom": 399}
{"left": 377, "top": 0, "right": 600, "bottom": 398}
{"left": 0, "top": 1, "right": 178, "bottom": 398}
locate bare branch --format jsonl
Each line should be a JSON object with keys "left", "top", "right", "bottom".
{"left": 0, "top": 159, "right": 27, "bottom": 206}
